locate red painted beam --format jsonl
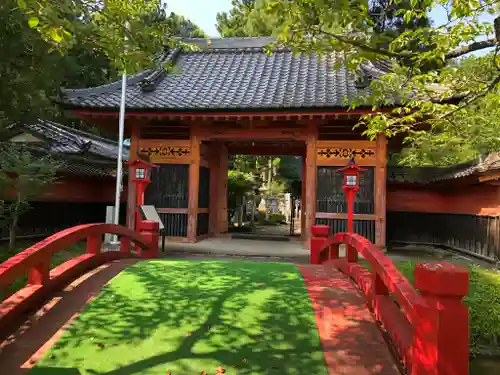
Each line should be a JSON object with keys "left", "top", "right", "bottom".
{"left": 73, "top": 108, "right": 387, "bottom": 119}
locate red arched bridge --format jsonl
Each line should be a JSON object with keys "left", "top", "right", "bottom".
{"left": 0, "top": 221, "right": 469, "bottom": 375}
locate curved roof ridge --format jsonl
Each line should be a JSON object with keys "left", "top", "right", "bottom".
{"left": 60, "top": 69, "right": 152, "bottom": 99}
{"left": 36, "top": 119, "right": 126, "bottom": 147}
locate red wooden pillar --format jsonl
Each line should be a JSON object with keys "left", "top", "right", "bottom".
{"left": 126, "top": 124, "right": 140, "bottom": 229}
{"left": 217, "top": 143, "right": 229, "bottom": 234}
{"left": 187, "top": 134, "right": 201, "bottom": 242}
{"left": 300, "top": 156, "right": 307, "bottom": 240}
{"left": 304, "top": 125, "right": 318, "bottom": 248}
{"left": 375, "top": 134, "right": 387, "bottom": 247}
{"left": 310, "top": 225, "right": 329, "bottom": 264}
{"left": 138, "top": 220, "right": 160, "bottom": 258}
{"left": 412, "top": 262, "right": 469, "bottom": 375}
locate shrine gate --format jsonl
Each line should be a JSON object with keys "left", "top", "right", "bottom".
{"left": 58, "top": 37, "right": 389, "bottom": 247}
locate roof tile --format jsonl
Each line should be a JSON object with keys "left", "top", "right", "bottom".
{"left": 59, "top": 38, "right": 371, "bottom": 111}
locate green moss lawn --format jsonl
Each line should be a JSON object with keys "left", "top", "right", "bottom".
{"left": 30, "top": 260, "right": 328, "bottom": 375}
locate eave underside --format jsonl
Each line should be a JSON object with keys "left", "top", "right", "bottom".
{"left": 71, "top": 108, "right": 406, "bottom": 151}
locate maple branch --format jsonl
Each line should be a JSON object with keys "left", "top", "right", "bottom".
{"left": 437, "top": 75, "right": 500, "bottom": 119}
{"left": 318, "top": 28, "right": 497, "bottom": 62}
{"left": 316, "top": 28, "right": 409, "bottom": 59}
{"left": 445, "top": 39, "right": 498, "bottom": 60}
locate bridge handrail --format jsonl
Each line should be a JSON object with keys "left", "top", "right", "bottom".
{"left": 323, "top": 232, "right": 424, "bottom": 323}
{"left": 0, "top": 221, "right": 159, "bottom": 339}
{"left": 310, "top": 225, "right": 469, "bottom": 375}
{"left": 0, "top": 223, "right": 157, "bottom": 289}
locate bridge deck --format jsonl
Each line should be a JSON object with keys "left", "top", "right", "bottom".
{"left": 0, "top": 259, "right": 400, "bottom": 375}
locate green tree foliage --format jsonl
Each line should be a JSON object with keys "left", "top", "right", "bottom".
{"left": 264, "top": 0, "right": 500, "bottom": 165}
{"left": 165, "top": 12, "right": 206, "bottom": 38}
{"left": 18, "top": 1, "right": 206, "bottom": 73}
{"left": 0, "top": 0, "right": 206, "bottom": 248}
{"left": 17, "top": 0, "right": 168, "bottom": 73}
{"left": 216, "top": 0, "right": 430, "bottom": 39}
{"left": 216, "top": 0, "right": 258, "bottom": 37}
{"left": 229, "top": 155, "right": 300, "bottom": 195}
{"left": 0, "top": 0, "right": 120, "bottom": 133}
{"left": 0, "top": 145, "right": 58, "bottom": 250}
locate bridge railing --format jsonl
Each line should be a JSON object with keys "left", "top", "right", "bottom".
{"left": 0, "top": 221, "right": 159, "bottom": 338}
{"left": 311, "top": 225, "right": 469, "bottom": 375}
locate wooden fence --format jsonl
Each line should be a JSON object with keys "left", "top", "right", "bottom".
{"left": 387, "top": 211, "right": 500, "bottom": 262}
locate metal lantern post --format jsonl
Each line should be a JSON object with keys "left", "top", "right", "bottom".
{"left": 337, "top": 158, "right": 366, "bottom": 233}
{"left": 126, "top": 159, "right": 158, "bottom": 230}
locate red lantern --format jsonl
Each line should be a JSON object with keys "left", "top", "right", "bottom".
{"left": 126, "top": 158, "right": 158, "bottom": 230}
{"left": 336, "top": 158, "right": 366, "bottom": 233}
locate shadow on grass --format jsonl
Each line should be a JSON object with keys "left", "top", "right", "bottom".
{"left": 31, "top": 260, "right": 330, "bottom": 375}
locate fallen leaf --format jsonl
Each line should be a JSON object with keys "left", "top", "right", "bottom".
{"left": 97, "top": 343, "right": 105, "bottom": 349}
{"left": 200, "top": 371, "right": 207, "bottom": 375}
{"left": 166, "top": 372, "right": 172, "bottom": 375}
{"left": 216, "top": 366, "right": 226, "bottom": 374}
{"left": 185, "top": 332, "right": 192, "bottom": 337}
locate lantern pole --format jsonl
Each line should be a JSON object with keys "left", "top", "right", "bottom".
{"left": 345, "top": 188, "right": 356, "bottom": 233}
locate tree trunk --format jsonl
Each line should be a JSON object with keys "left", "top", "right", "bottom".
{"left": 8, "top": 193, "right": 21, "bottom": 251}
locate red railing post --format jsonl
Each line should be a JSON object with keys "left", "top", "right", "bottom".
{"left": 139, "top": 220, "right": 159, "bottom": 259}
{"left": 28, "top": 261, "right": 50, "bottom": 285}
{"left": 120, "top": 237, "right": 131, "bottom": 254}
{"left": 412, "top": 262, "right": 469, "bottom": 375}
{"left": 310, "top": 225, "right": 329, "bottom": 264}
{"left": 346, "top": 244, "right": 358, "bottom": 263}
{"left": 87, "top": 234, "right": 102, "bottom": 255}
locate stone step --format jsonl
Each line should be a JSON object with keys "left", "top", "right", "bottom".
{"left": 231, "top": 233, "right": 291, "bottom": 242}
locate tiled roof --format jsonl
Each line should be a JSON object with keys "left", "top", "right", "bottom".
{"left": 57, "top": 156, "right": 118, "bottom": 178}
{"left": 387, "top": 153, "right": 500, "bottom": 184}
{"left": 10, "top": 119, "right": 129, "bottom": 178}
{"left": 19, "top": 119, "right": 130, "bottom": 160}
{"left": 58, "top": 37, "right": 388, "bottom": 111}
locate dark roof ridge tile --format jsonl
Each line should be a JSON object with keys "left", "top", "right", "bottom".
{"left": 60, "top": 69, "right": 152, "bottom": 99}
{"left": 36, "top": 119, "right": 129, "bottom": 149}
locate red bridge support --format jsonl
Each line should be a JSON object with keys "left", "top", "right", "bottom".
{"left": 311, "top": 225, "right": 469, "bottom": 375}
